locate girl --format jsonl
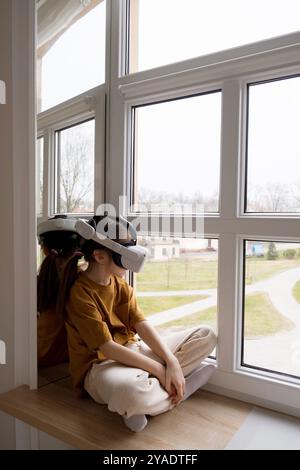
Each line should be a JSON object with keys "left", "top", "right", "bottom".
{"left": 58, "top": 215, "right": 217, "bottom": 432}
{"left": 37, "top": 215, "right": 80, "bottom": 368}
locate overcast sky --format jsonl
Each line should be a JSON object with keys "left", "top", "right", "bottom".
{"left": 41, "top": 0, "right": 300, "bottom": 204}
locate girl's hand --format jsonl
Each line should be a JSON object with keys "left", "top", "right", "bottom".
{"left": 165, "top": 357, "right": 185, "bottom": 405}
{"left": 152, "top": 362, "right": 167, "bottom": 389}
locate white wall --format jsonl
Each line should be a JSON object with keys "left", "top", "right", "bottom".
{"left": 0, "top": 0, "right": 36, "bottom": 449}
{"left": 0, "top": 0, "right": 17, "bottom": 450}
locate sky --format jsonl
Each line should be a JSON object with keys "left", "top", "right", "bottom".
{"left": 40, "top": 0, "right": 300, "bottom": 209}
{"left": 41, "top": 1, "right": 106, "bottom": 111}
{"left": 137, "top": 0, "right": 300, "bottom": 71}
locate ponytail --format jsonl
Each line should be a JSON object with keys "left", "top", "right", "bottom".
{"left": 57, "top": 253, "right": 82, "bottom": 319}
{"left": 37, "top": 254, "right": 60, "bottom": 313}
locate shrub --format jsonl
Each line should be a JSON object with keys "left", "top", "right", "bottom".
{"left": 283, "top": 248, "right": 296, "bottom": 259}
{"left": 267, "top": 242, "right": 278, "bottom": 260}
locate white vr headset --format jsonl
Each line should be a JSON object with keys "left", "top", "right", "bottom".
{"left": 37, "top": 217, "right": 77, "bottom": 237}
{"left": 75, "top": 218, "right": 148, "bottom": 273}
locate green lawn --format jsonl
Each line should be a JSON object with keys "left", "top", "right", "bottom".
{"left": 155, "top": 292, "right": 294, "bottom": 338}
{"left": 137, "top": 295, "right": 207, "bottom": 316}
{"left": 157, "top": 306, "right": 217, "bottom": 335}
{"left": 136, "top": 254, "right": 300, "bottom": 292}
{"left": 136, "top": 251, "right": 299, "bottom": 337}
{"left": 245, "top": 256, "right": 300, "bottom": 285}
{"left": 243, "top": 292, "right": 294, "bottom": 338}
{"left": 293, "top": 280, "right": 300, "bottom": 304}
{"left": 136, "top": 258, "right": 217, "bottom": 291}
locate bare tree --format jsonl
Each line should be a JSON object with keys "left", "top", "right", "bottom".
{"left": 247, "top": 184, "right": 266, "bottom": 212}
{"left": 59, "top": 132, "right": 93, "bottom": 213}
{"left": 265, "top": 182, "right": 289, "bottom": 212}
{"left": 292, "top": 180, "right": 300, "bottom": 211}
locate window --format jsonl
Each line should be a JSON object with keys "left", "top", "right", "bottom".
{"left": 136, "top": 237, "right": 218, "bottom": 341}
{"left": 131, "top": 92, "right": 222, "bottom": 213}
{"left": 54, "top": 119, "right": 95, "bottom": 214}
{"left": 114, "top": 4, "right": 300, "bottom": 413}
{"left": 37, "top": 0, "right": 106, "bottom": 111}
{"left": 31, "top": 0, "right": 300, "bottom": 412}
{"left": 242, "top": 240, "right": 300, "bottom": 378}
{"left": 246, "top": 76, "right": 300, "bottom": 213}
{"left": 129, "top": 0, "right": 300, "bottom": 73}
{"left": 36, "top": 137, "right": 44, "bottom": 216}
{"left": 36, "top": 2, "right": 106, "bottom": 388}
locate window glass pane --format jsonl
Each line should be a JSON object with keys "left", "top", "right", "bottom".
{"left": 37, "top": 243, "right": 44, "bottom": 271}
{"left": 246, "top": 76, "right": 300, "bottom": 213}
{"left": 132, "top": 93, "right": 221, "bottom": 213}
{"left": 55, "top": 120, "right": 95, "bottom": 214}
{"left": 129, "top": 0, "right": 300, "bottom": 73}
{"left": 38, "top": 0, "right": 106, "bottom": 111}
{"left": 136, "top": 236, "right": 218, "bottom": 355}
{"left": 36, "top": 137, "right": 44, "bottom": 216}
{"left": 242, "top": 241, "right": 300, "bottom": 378}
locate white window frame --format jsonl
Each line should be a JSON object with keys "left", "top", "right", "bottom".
{"left": 37, "top": 85, "right": 106, "bottom": 223}
{"left": 24, "top": 0, "right": 300, "bottom": 419}
{"left": 107, "top": 1, "right": 300, "bottom": 417}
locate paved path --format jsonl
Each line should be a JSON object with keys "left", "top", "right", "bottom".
{"left": 137, "top": 288, "right": 216, "bottom": 297}
{"left": 138, "top": 267, "right": 300, "bottom": 327}
{"left": 243, "top": 267, "right": 300, "bottom": 376}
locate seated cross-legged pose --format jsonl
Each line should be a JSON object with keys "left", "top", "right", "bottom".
{"left": 58, "top": 215, "right": 217, "bottom": 432}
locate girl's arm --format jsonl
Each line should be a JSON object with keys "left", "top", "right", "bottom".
{"left": 100, "top": 340, "right": 166, "bottom": 386}
{"left": 134, "top": 320, "right": 176, "bottom": 365}
{"left": 134, "top": 320, "right": 185, "bottom": 404}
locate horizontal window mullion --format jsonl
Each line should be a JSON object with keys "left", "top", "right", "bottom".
{"left": 127, "top": 214, "right": 219, "bottom": 238}
{"left": 219, "top": 217, "right": 300, "bottom": 239}
{"left": 127, "top": 215, "right": 300, "bottom": 238}
{"left": 118, "top": 44, "right": 300, "bottom": 101}
{"left": 37, "top": 84, "right": 105, "bottom": 132}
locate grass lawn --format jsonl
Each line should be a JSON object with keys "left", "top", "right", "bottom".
{"left": 292, "top": 280, "right": 300, "bottom": 304}
{"left": 137, "top": 295, "right": 207, "bottom": 316}
{"left": 243, "top": 292, "right": 294, "bottom": 338}
{"left": 136, "top": 258, "right": 217, "bottom": 292}
{"left": 245, "top": 256, "right": 300, "bottom": 285}
{"left": 136, "top": 253, "right": 300, "bottom": 292}
{"left": 157, "top": 306, "right": 217, "bottom": 335}
{"left": 155, "top": 292, "right": 294, "bottom": 338}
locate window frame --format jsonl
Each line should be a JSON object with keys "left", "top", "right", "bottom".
{"left": 129, "top": 88, "right": 223, "bottom": 215}
{"left": 126, "top": 0, "right": 300, "bottom": 76}
{"left": 37, "top": 85, "right": 106, "bottom": 223}
{"left": 53, "top": 117, "right": 96, "bottom": 215}
{"left": 239, "top": 237, "right": 300, "bottom": 383}
{"left": 31, "top": 0, "right": 300, "bottom": 418}
{"left": 107, "top": 0, "right": 300, "bottom": 416}
{"left": 244, "top": 73, "right": 300, "bottom": 215}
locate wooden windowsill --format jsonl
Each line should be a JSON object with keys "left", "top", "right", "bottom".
{"left": 0, "top": 377, "right": 251, "bottom": 450}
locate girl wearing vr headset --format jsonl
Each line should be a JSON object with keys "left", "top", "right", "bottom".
{"left": 37, "top": 215, "right": 80, "bottom": 368}
{"left": 58, "top": 215, "right": 217, "bottom": 432}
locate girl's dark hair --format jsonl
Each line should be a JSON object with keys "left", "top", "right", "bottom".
{"left": 57, "top": 215, "right": 131, "bottom": 319}
{"left": 37, "top": 217, "right": 80, "bottom": 313}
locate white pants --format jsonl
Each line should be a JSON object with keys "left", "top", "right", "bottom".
{"left": 84, "top": 325, "right": 217, "bottom": 418}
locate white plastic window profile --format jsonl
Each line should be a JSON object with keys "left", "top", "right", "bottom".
{"left": 0, "top": 80, "right": 6, "bottom": 104}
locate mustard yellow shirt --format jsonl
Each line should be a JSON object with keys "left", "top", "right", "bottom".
{"left": 37, "top": 307, "right": 69, "bottom": 368}
{"left": 65, "top": 273, "right": 146, "bottom": 396}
